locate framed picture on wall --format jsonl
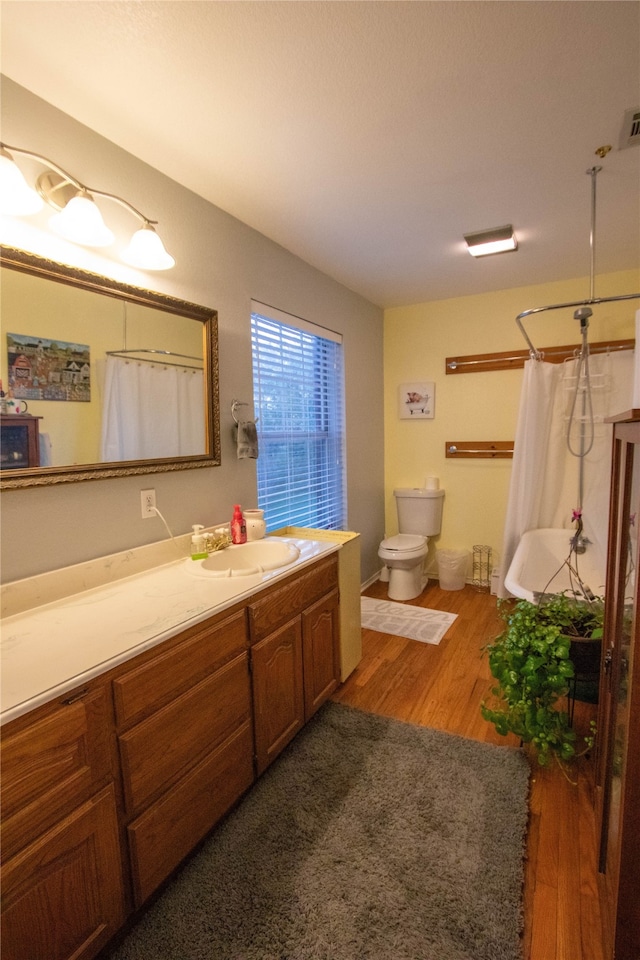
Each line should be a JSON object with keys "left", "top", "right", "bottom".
{"left": 7, "top": 332, "right": 91, "bottom": 402}
{"left": 398, "top": 381, "right": 435, "bottom": 419}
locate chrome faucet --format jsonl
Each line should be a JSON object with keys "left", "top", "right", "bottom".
{"left": 204, "top": 528, "right": 232, "bottom": 552}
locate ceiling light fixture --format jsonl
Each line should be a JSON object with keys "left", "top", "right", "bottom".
{"left": 0, "top": 142, "right": 175, "bottom": 270}
{"left": 464, "top": 224, "right": 518, "bottom": 257}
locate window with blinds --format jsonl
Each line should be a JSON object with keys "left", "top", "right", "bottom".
{"left": 251, "top": 301, "right": 346, "bottom": 532}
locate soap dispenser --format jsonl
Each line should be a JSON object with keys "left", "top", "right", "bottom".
{"left": 231, "top": 505, "right": 247, "bottom": 544}
{"left": 191, "top": 524, "right": 208, "bottom": 560}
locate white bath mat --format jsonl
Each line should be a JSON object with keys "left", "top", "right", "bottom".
{"left": 360, "top": 597, "right": 457, "bottom": 646}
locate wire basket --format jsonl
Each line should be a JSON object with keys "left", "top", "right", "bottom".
{"left": 472, "top": 544, "right": 492, "bottom": 591}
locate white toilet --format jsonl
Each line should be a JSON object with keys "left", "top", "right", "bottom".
{"left": 379, "top": 488, "right": 445, "bottom": 601}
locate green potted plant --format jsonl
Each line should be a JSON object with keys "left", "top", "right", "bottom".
{"left": 481, "top": 592, "right": 603, "bottom": 771}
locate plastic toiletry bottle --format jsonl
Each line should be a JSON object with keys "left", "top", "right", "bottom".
{"left": 191, "top": 524, "right": 208, "bottom": 560}
{"left": 231, "top": 505, "right": 247, "bottom": 544}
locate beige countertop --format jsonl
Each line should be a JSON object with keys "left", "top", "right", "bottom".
{"left": 0, "top": 536, "right": 338, "bottom": 725}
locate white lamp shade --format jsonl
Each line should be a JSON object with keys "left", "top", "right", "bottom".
{"left": 0, "top": 152, "right": 44, "bottom": 215}
{"left": 121, "top": 224, "right": 175, "bottom": 270}
{"left": 49, "top": 191, "right": 114, "bottom": 247}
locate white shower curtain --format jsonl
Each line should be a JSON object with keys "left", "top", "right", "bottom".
{"left": 101, "top": 356, "right": 205, "bottom": 461}
{"left": 499, "top": 350, "right": 634, "bottom": 597}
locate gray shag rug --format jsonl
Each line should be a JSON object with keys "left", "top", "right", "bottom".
{"left": 106, "top": 702, "right": 529, "bottom": 960}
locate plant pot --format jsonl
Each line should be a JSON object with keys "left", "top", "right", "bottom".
{"left": 566, "top": 634, "right": 602, "bottom": 681}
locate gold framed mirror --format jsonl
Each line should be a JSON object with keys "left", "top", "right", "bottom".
{"left": 0, "top": 246, "right": 220, "bottom": 488}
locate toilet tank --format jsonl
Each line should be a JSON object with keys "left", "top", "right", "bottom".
{"left": 394, "top": 488, "right": 444, "bottom": 537}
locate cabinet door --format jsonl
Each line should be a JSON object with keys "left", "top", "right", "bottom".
{"left": 252, "top": 618, "right": 304, "bottom": 774}
{"left": 0, "top": 415, "right": 40, "bottom": 469}
{"left": 1, "top": 785, "right": 125, "bottom": 960}
{"left": 302, "top": 589, "right": 340, "bottom": 721}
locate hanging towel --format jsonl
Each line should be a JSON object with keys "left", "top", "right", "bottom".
{"left": 39, "top": 432, "right": 53, "bottom": 466}
{"left": 237, "top": 420, "right": 259, "bottom": 459}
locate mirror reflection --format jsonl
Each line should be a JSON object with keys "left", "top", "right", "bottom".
{"left": 0, "top": 247, "right": 220, "bottom": 488}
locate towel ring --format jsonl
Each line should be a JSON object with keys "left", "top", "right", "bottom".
{"left": 231, "top": 400, "right": 258, "bottom": 424}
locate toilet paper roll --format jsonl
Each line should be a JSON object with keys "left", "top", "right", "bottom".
{"left": 633, "top": 310, "right": 640, "bottom": 408}
{"left": 426, "top": 476, "right": 439, "bottom": 490}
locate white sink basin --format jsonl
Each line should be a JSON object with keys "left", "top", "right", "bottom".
{"left": 188, "top": 538, "right": 300, "bottom": 577}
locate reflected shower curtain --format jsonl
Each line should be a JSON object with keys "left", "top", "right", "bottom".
{"left": 499, "top": 350, "right": 634, "bottom": 598}
{"left": 101, "top": 356, "right": 205, "bottom": 461}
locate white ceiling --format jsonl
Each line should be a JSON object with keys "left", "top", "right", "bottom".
{"left": 1, "top": 1, "right": 639, "bottom": 308}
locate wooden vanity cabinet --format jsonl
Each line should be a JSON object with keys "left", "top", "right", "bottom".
{"left": 113, "top": 608, "right": 255, "bottom": 906}
{"left": 0, "top": 550, "right": 343, "bottom": 959}
{"left": 0, "top": 680, "right": 125, "bottom": 960}
{"left": 249, "top": 555, "right": 340, "bottom": 774}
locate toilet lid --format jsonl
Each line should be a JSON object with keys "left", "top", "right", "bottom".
{"left": 380, "top": 533, "right": 426, "bottom": 552}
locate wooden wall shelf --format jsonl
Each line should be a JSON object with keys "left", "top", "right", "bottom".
{"left": 445, "top": 338, "right": 634, "bottom": 375}
{"left": 445, "top": 441, "right": 514, "bottom": 459}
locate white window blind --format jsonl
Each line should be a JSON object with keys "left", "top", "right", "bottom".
{"left": 251, "top": 301, "right": 346, "bottom": 532}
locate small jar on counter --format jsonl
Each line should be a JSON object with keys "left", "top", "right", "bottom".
{"left": 244, "top": 508, "right": 266, "bottom": 541}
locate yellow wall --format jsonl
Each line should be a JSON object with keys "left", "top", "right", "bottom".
{"left": 384, "top": 269, "right": 639, "bottom": 577}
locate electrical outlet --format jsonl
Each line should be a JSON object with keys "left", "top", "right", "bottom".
{"left": 140, "top": 488, "right": 156, "bottom": 519}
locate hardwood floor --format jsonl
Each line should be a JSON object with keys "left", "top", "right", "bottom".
{"left": 333, "top": 580, "right": 603, "bottom": 960}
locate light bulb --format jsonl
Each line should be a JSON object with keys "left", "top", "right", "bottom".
{"left": 121, "top": 223, "right": 175, "bottom": 270}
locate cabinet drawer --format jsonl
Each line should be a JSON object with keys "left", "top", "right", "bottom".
{"left": 127, "top": 721, "right": 254, "bottom": 906}
{"left": 118, "top": 653, "right": 251, "bottom": 815}
{"left": 1, "top": 684, "right": 113, "bottom": 860}
{"left": 113, "top": 609, "right": 248, "bottom": 729}
{"left": 249, "top": 556, "right": 338, "bottom": 641}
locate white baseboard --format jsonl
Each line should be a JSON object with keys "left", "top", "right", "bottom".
{"left": 361, "top": 570, "right": 383, "bottom": 592}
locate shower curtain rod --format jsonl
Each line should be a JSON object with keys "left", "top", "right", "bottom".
{"left": 106, "top": 348, "right": 204, "bottom": 370}
{"left": 516, "top": 162, "right": 639, "bottom": 359}
{"left": 515, "top": 292, "right": 640, "bottom": 359}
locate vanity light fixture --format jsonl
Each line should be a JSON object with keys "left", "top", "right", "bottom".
{"left": 464, "top": 224, "right": 518, "bottom": 257}
{"left": 0, "top": 142, "right": 175, "bottom": 270}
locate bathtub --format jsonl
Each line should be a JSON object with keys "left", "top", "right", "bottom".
{"left": 505, "top": 528, "right": 606, "bottom": 602}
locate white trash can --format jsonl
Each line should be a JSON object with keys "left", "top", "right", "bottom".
{"left": 436, "top": 549, "right": 469, "bottom": 591}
